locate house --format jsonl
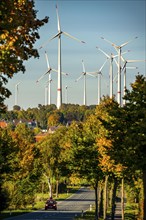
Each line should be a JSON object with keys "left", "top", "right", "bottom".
{"left": 48, "top": 126, "right": 58, "bottom": 134}
{"left": 35, "top": 131, "right": 48, "bottom": 142}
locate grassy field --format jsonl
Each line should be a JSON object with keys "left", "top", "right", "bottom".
{"left": 0, "top": 187, "right": 79, "bottom": 220}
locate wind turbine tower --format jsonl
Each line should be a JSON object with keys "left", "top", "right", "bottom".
{"left": 101, "top": 36, "right": 138, "bottom": 106}
{"left": 75, "top": 60, "right": 95, "bottom": 106}
{"left": 15, "top": 82, "right": 21, "bottom": 106}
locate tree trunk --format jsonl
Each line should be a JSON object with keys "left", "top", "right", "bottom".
{"left": 48, "top": 178, "right": 53, "bottom": 198}
{"left": 56, "top": 180, "right": 59, "bottom": 198}
{"left": 94, "top": 182, "right": 99, "bottom": 220}
{"left": 42, "top": 182, "right": 44, "bottom": 194}
{"left": 121, "top": 178, "right": 124, "bottom": 220}
{"left": 43, "top": 174, "right": 53, "bottom": 198}
{"left": 111, "top": 177, "right": 118, "bottom": 220}
{"left": 98, "top": 184, "right": 101, "bottom": 213}
{"left": 109, "top": 183, "right": 114, "bottom": 208}
{"left": 143, "top": 169, "right": 146, "bottom": 220}
{"left": 104, "top": 175, "right": 109, "bottom": 220}
{"left": 99, "top": 188, "right": 103, "bottom": 217}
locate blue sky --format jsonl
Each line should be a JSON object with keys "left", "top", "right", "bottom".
{"left": 5, "top": 0, "right": 146, "bottom": 110}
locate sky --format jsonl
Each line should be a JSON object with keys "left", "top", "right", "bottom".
{"left": 5, "top": 0, "right": 146, "bottom": 110}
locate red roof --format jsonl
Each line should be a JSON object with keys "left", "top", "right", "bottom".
{"left": 0, "top": 121, "right": 7, "bottom": 128}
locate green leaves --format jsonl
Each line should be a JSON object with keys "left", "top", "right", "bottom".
{"left": 0, "top": 0, "right": 49, "bottom": 112}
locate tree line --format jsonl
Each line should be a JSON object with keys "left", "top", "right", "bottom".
{"left": 1, "top": 74, "right": 146, "bottom": 220}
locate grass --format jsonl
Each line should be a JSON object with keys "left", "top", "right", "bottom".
{"left": 124, "top": 202, "right": 138, "bottom": 220}
{"left": 0, "top": 186, "right": 80, "bottom": 220}
{"left": 0, "top": 210, "right": 31, "bottom": 220}
{"left": 75, "top": 202, "right": 139, "bottom": 220}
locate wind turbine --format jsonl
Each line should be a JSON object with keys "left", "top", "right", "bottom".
{"left": 96, "top": 47, "right": 130, "bottom": 99}
{"left": 100, "top": 36, "right": 138, "bottom": 106}
{"left": 75, "top": 60, "right": 95, "bottom": 106}
{"left": 36, "top": 51, "right": 68, "bottom": 105}
{"left": 93, "top": 59, "right": 108, "bottom": 105}
{"left": 96, "top": 47, "right": 119, "bottom": 99}
{"left": 15, "top": 82, "right": 21, "bottom": 106}
{"left": 39, "top": 4, "right": 85, "bottom": 109}
{"left": 65, "top": 85, "right": 71, "bottom": 104}
{"left": 121, "top": 56, "right": 146, "bottom": 105}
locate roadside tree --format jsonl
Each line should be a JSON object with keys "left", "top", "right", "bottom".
{"left": 123, "top": 75, "right": 146, "bottom": 219}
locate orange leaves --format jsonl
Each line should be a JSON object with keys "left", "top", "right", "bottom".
{"left": 0, "top": 0, "right": 49, "bottom": 109}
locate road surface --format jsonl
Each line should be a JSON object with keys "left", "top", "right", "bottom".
{"left": 4, "top": 187, "right": 95, "bottom": 220}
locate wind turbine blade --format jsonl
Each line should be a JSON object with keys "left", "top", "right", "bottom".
{"left": 45, "top": 51, "right": 50, "bottom": 69}
{"left": 36, "top": 71, "right": 49, "bottom": 83}
{"left": 63, "top": 32, "right": 85, "bottom": 43}
{"left": 51, "top": 68, "right": 69, "bottom": 76}
{"left": 86, "top": 72, "right": 96, "bottom": 77}
{"left": 75, "top": 74, "right": 83, "bottom": 82}
{"left": 16, "top": 81, "right": 21, "bottom": 86}
{"left": 121, "top": 50, "right": 131, "bottom": 55}
{"left": 126, "top": 67, "right": 138, "bottom": 69}
{"left": 61, "top": 71, "right": 69, "bottom": 76}
{"left": 100, "top": 36, "right": 118, "bottom": 49}
{"left": 82, "top": 60, "right": 86, "bottom": 73}
{"left": 121, "top": 55, "right": 125, "bottom": 62}
{"left": 56, "top": 4, "right": 61, "bottom": 32}
{"left": 121, "top": 62, "right": 127, "bottom": 72}
{"left": 114, "top": 58, "right": 118, "bottom": 67}
{"left": 99, "top": 59, "right": 108, "bottom": 71}
{"left": 86, "top": 71, "right": 98, "bottom": 75}
{"left": 51, "top": 68, "right": 58, "bottom": 73}
{"left": 120, "top": 36, "right": 138, "bottom": 48}
{"left": 127, "top": 59, "right": 146, "bottom": 63}
{"left": 39, "top": 33, "right": 61, "bottom": 49}
{"left": 96, "top": 46, "right": 110, "bottom": 59}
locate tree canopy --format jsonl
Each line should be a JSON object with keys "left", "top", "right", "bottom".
{"left": 0, "top": 0, "right": 49, "bottom": 112}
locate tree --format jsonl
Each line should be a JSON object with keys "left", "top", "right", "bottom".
{"left": 94, "top": 97, "right": 128, "bottom": 220}
{"left": 8, "top": 123, "right": 42, "bottom": 208}
{"left": 47, "top": 110, "right": 64, "bottom": 127}
{"left": 66, "top": 121, "right": 103, "bottom": 220}
{"left": 124, "top": 75, "right": 146, "bottom": 219}
{"left": 0, "top": 0, "right": 49, "bottom": 112}
{"left": 37, "top": 126, "right": 68, "bottom": 197}
{"left": 0, "top": 127, "right": 17, "bottom": 211}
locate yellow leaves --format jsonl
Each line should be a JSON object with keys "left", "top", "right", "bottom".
{"left": 97, "top": 136, "right": 127, "bottom": 174}
{"left": 0, "top": 30, "right": 9, "bottom": 40}
{"left": 97, "top": 137, "right": 112, "bottom": 151}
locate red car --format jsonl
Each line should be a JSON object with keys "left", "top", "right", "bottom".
{"left": 45, "top": 198, "right": 57, "bottom": 210}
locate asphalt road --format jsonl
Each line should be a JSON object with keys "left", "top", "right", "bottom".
{"left": 5, "top": 187, "right": 95, "bottom": 220}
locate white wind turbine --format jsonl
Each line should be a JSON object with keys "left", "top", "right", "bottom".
{"left": 96, "top": 47, "right": 130, "bottom": 99}
{"left": 15, "top": 82, "right": 21, "bottom": 106}
{"left": 65, "top": 85, "right": 71, "bottom": 104}
{"left": 121, "top": 56, "right": 146, "bottom": 105}
{"left": 40, "top": 5, "right": 85, "bottom": 109}
{"left": 96, "top": 47, "right": 118, "bottom": 99}
{"left": 75, "top": 60, "right": 95, "bottom": 106}
{"left": 36, "top": 51, "right": 68, "bottom": 105}
{"left": 100, "top": 36, "right": 138, "bottom": 106}
{"left": 92, "top": 59, "right": 108, "bottom": 105}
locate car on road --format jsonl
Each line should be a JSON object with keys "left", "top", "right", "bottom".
{"left": 45, "top": 198, "right": 57, "bottom": 210}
